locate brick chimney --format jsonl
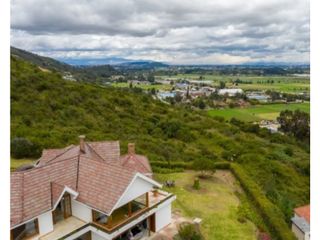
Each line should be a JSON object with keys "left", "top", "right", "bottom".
{"left": 79, "top": 135, "right": 86, "bottom": 153}
{"left": 128, "top": 143, "right": 135, "bottom": 155}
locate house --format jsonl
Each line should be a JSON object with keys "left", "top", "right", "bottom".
{"left": 291, "top": 204, "right": 310, "bottom": 240}
{"left": 259, "top": 120, "right": 280, "bottom": 133}
{"left": 246, "top": 92, "right": 270, "bottom": 102}
{"left": 157, "top": 91, "right": 176, "bottom": 100}
{"left": 11, "top": 136, "right": 176, "bottom": 240}
{"left": 218, "top": 88, "right": 243, "bottom": 97}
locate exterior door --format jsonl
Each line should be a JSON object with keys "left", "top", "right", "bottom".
{"left": 149, "top": 214, "right": 156, "bottom": 232}
{"left": 52, "top": 193, "right": 72, "bottom": 224}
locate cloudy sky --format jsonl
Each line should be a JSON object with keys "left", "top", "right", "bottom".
{"left": 11, "top": 0, "right": 309, "bottom": 65}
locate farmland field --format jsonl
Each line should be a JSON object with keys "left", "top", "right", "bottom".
{"left": 156, "top": 74, "right": 309, "bottom": 93}
{"left": 155, "top": 170, "right": 258, "bottom": 240}
{"left": 208, "top": 102, "right": 310, "bottom": 122}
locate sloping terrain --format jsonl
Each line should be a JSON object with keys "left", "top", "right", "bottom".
{"left": 11, "top": 46, "right": 117, "bottom": 82}
{"left": 11, "top": 55, "right": 309, "bottom": 226}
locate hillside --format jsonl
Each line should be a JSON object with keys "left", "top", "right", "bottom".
{"left": 11, "top": 55, "right": 309, "bottom": 225}
{"left": 11, "top": 46, "right": 118, "bottom": 82}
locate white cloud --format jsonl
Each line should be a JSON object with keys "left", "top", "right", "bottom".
{"left": 11, "top": 0, "right": 310, "bottom": 64}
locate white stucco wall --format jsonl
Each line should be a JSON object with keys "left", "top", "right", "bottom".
{"left": 71, "top": 199, "right": 93, "bottom": 222}
{"left": 155, "top": 203, "right": 172, "bottom": 231}
{"left": 115, "top": 177, "right": 154, "bottom": 209}
{"left": 38, "top": 211, "right": 54, "bottom": 235}
{"left": 92, "top": 231, "right": 109, "bottom": 240}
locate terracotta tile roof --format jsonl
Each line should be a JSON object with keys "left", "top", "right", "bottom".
{"left": 11, "top": 156, "right": 79, "bottom": 227}
{"left": 120, "top": 154, "right": 152, "bottom": 175}
{"left": 51, "top": 182, "right": 66, "bottom": 207}
{"left": 87, "top": 141, "right": 120, "bottom": 162}
{"left": 77, "top": 156, "right": 136, "bottom": 214}
{"left": 11, "top": 140, "right": 154, "bottom": 228}
{"left": 294, "top": 204, "right": 310, "bottom": 224}
{"left": 37, "top": 141, "right": 120, "bottom": 166}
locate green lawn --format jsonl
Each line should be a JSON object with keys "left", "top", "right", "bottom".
{"left": 11, "top": 157, "right": 35, "bottom": 171}
{"left": 208, "top": 102, "right": 310, "bottom": 122}
{"left": 157, "top": 74, "right": 309, "bottom": 93}
{"left": 155, "top": 171, "right": 257, "bottom": 240}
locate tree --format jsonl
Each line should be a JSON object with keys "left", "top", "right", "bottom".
{"left": 219, "top": 81, "right": 226, "bottom": 89}
{"left": 277, "top": 110, "right": 310, "bottom": 141}
{"left": 150, "top": 88, "right": 156, "bottom": 95}
{"left": 11, "top": 137, "right": 37, "bottom": 158}
{"left": 192, "top": 159, "right": 216, "bottom": 178}
{"left": 147, "top": 74, "right": 155, "bottom": 83}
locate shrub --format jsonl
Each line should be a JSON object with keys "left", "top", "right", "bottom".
{"left": 177, "top": 222, "right": 203, "bottom": 240}
{"left": 230, "top": 164, "right": 296, "bottom": 240}
{"left": 214, "top": 162, "right": 230, "bottom": 169}
{"left": 193, "top": 178, "right": 200, "bottom": 190}
{"left": 11, "top": 137, "right": 37, "bottom": 158}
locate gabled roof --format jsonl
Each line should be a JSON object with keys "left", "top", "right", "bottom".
{"left": 120, "top": 154, "right": 152, "bottom": 175}
{"left": 37, "top": 141, "right": 120, "bottom": 166}
{"left": 11, "top": 139, "right": 155, "bottom": 228}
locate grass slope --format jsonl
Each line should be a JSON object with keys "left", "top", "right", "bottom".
{"left": 155, "top": 171, "right": 257, "bottom": 240}
{"left": 208, "top": 103, "right": 310, "bottom": 122}
{"left": 11, "top": 56, "right": 309, "bottom": 225}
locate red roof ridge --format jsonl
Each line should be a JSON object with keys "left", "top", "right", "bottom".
{"left": 85, "top": 142, "right": 106, "bottom": 162}
{"left": 294, "top": 204, "right": 310, "bottom": 224}
{"left": 45, "top": 145, "right": 77, "bottom": 164}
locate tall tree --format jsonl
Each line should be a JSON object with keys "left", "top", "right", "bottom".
{"left": 277, "top": 110, "right": 310, "bottom": 141}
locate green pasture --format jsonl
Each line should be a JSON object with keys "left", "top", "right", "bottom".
{"left": 208, "top": 103, "right": 310, "bottom": 122}
{"left": 155, "top": 170, "right": 257, "bottom": 240}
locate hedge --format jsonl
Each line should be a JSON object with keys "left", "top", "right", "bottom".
{"left": 230, "top": 164, "right": 296, "bottom": 240}
{"left": 213, "top": 161, "right": 230, "bottom": 169}
{"left": 150, "top": 161, "right": 192, "bottom": 169}
{"left": 152, "top": 166, "right": 184, "bottom": 174}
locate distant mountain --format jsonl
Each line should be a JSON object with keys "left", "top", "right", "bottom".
{"left": 58, "top": 57, "right": 134, "bottom": 66}
{"left": 116, "top": 61, "right": 169, "bottom": 69}
{"left": 11, "top": 47, "right": 118, "bottom": 82}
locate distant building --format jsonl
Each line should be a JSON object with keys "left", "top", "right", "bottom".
{"left": 157, "top": 91, "right": 176, "bottom": 100}
{"left": 247, "top": 92, "right": 270, "bottom": 102}
{"left": 218, "top": 88, "right": 243, "bottom": 96}
{"left": 291, "top": 205, "right": 310, "bottom": 240}
{"left": 175, "top": 83, "right": 189, "bottom": 90}
{"left": 259, "top": 120, "right": 280, "bottom": 133}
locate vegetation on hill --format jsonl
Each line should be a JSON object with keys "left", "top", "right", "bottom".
{"left": 11, "top": 56, "right": 309, "bottom": 228}
{"left": 11, "top": 46, "right": 117, "bottom": 83}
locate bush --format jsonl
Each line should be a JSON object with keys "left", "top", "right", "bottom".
{"left": 11, "top": 137, "right": 38, "bottom": 158}
{"left": 214, "top": 162, "right": 230, "bottom": 169}
{"left": 177, "top": 223, "right": 203, "bottom": 240}
{"left": 152, "top": 166, "right": 184, "bottom": 174}
{"left": 193, "top": 178, "right": 200, "bottom": 190}
{"left": 230, "top": 164, "right": 296, "bottom": 240}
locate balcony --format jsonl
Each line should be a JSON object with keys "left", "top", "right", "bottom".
{"left": 92, "top": 190, "right": 172, "bottom": 232}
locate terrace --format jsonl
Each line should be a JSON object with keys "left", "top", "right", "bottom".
{"left": 92, "top": 190, "right": 170, "bottom": 232}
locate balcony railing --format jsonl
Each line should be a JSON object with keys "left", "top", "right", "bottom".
{"left": 92, "top": 190, "right": 173, "bottom": 232}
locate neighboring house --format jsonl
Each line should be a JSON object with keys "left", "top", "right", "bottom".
{"left": 291, "top": 204, "right": 310, "bottom": 240}
{"left": 259, "top": 120, "right": 280, "bottom": 133}
{"left": 218, "top": 88, "right": 243, "bottom": 96}
{"left": 11, "top": 136, "right": 176, "bottom": 240}
{"left": 246, "top": 92, "right": 270, "bottom": 102}
{"left": 157, "top": 91, "right": 176, "bottom": 100}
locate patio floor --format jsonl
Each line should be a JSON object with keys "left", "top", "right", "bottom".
{"left": 148, "top": 210, "right": 192, "bottom": 240}
{"left": 39, "top": 216, "right": 86, "bottom": 240}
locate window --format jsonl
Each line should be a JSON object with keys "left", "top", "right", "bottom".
{"left": 11, "top": 219, "right": 39, "bottom": 240}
